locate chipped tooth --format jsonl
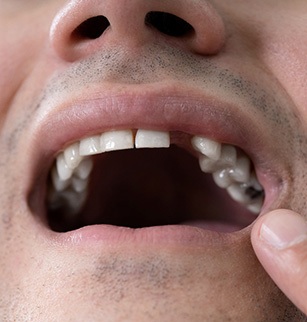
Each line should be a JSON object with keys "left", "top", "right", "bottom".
{"left": 51, "top": 166, "right": 71, "bottom": 191}
{"left": 56, "top": 153, "right": 73, "bottom": 181}
{"left": 213, "top": 169, "right": 234, "bottom": 188}
{"left": 72, "top": 175, "right": 88, "bottom": 193}
{"left": 79, "top": 135, "right": 102, "bottom": 156}
{"left": 192, "top": 136, "right": 221, "bottom": 160}
{"left": 64, "top": 142, "right": 82, "bottom": 169}
{"left": 74, "top": 157, "right": 93, "bottom": 179}
{"left": 230, "top": 156, "right": 251, "bottom": 183}
{"left": 101, "top": 130, "right": 134, "bottom": 152}
{"left": 135, "top": 129, "right": 170, "bottom": 148}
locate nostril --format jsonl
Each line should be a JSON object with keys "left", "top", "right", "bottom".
{"left": 145, "top": 12, "right": 194, "bottom": 38}
{"left": 72, "top": 16, "right": 110, "bottom": 40}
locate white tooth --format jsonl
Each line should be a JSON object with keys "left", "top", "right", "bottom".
{"left": 101, "top": 130, "right": 134, "bottom": 152}
{"left": 227, "top": 183, "right": 251, "bottom": 204}
{"left": 51, "top": 167, "right": 71, "bottom": 191}
{"left": 249, "top": 173, "right": 263, "bottom": 192}
{"left": 75, "top": 157, "right": 93, "bottom": 179}
{"left": 56, "top": 153, "right": 73, "bottom": 181}
{"left": 230, "top": 156, "right": 251, "bottom": 183}
{"left": 192, "top": 136, "right": 221, "bottom": 160}
{"left": 79, "top": 135, "right": 102, "bottom": 156}
{"left": 247, "top": 199, "right": 263, "bottom": 214}
{"left": 199, "top": 156, "right": 220, "bottom": 173}
{"left": 219, "top": 145, "right": 237, "bottom": 168}
{"left": 213, "top": 169, "right": 234, "bottom": 188}
{"left": 135, "top": 129, "right": 170, "bottom": 148}
{"left": 61, "top": 189, "right": 87, "bottom": 215}
{"left": 72, "top": 175, "right": 88, "bottom": 193}
{"left": 64, "top": 142, "right": 82, "bottom": 169}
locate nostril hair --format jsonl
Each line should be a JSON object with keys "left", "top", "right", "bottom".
{"left": 145, "top": 12, "right": 194, "bottom": 38}
{"left": 72, "top": 16, "right": 110, "bottom": 40}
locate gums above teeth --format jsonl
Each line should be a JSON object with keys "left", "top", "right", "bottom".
{"left": 48, "top": 129, "right": 264, "bottom": 217}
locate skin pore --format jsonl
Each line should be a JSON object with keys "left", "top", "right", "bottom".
{"left": 0, "top": 0, "right": 307, "bottom": 321}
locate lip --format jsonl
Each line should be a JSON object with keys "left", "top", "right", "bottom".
{"left": 27, "top": 82, "right": 284, "bottom": 247}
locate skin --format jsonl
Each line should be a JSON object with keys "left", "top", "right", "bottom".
{"left": 0, "top": 0, "right": 307, "bottom": 321}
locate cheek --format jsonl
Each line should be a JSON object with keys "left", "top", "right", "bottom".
{"left": 0, "top": 9, "right": 53, "bottom": 123}
{"left": 260, "top": 26, "right": 307, "bottom": 126}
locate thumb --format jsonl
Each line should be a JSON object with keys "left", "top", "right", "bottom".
{"left": 251, "top": 209, "right": 307, "bottom": 315}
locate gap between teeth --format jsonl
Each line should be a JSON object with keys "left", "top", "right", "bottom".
{"left": 48, "top": 129, "right": 264, "bottom": 216}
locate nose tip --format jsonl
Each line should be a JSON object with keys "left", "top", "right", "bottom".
{"left": 50, "top": 0, "right": 226, "bottom": 62}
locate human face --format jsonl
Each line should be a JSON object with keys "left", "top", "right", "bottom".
{"left": 1, "top": 0, "right": 307, "bottom": 320}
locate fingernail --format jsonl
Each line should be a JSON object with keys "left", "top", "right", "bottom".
{"left": 260, "top": 210, "right": 307, "bottom": 249}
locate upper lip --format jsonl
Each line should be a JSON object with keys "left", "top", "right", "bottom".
{"left": 27, "top": 81, "right": 286, "bottom": 225}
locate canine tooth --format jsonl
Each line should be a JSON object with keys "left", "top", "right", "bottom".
{"left": 79, "top": 135, "right": 102, "bottom": 156}
{"left": 213, "top": 169, "right": 234, "bottom": 188}
{"left": 72, "top": 176, "right": 88, "bottom": 193}
{"left": 230, "top": 156, "right": 251, "bottom": 183}
{"left": 135, "top": 129, "right": 170, "bottom": 148}
{"left": 64, "top": 142, "right": 82, "bottom": 169}
{"left": 56, "top": 153, "right": 73, "bottom": 181}
{"left": 192, "top": 136, "right": 221, "bottom": 160}
{"left": 100, "top": 130, "right": 134, "bottom": 152}
{"left": 51, "top": 167, "right": 71, "bottom": 191}
{"left": 74, "top": 158, "right": 93, "bottom": 179}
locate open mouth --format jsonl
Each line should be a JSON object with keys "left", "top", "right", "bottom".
{"left": 46, "top": 128, "right": 264, "bottom": 233}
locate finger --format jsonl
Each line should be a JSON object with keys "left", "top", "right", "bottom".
{"left": 251, "top": 209, "right": 307, "bottom": 315}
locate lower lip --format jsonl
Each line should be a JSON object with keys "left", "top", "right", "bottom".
{"left": 52, "top": 223, "right": 244, "bottom": 248}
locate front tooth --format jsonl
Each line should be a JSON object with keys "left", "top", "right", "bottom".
{"left": 64, "top": 142, "right": 82, "bottom": 169}
{"left": 135, "top": 129, "right": 170, "bottom": 148}
{"left": 100, "top": 130, "right": 134, "bottom": 152}
{"left": 56, "top": 153, "right": 73, "bottom": 181}
{"left": 192, "top": 136, "right": 221, "bottom": 160}
{"left": 79, "top": 135, "right": 102, "bottom": 156}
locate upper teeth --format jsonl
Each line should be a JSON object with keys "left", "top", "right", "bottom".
{"left": 48, "top": 129, "right": 264, "bottom": 216}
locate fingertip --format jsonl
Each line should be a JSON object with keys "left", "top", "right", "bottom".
{"left": 252, "top": 209, "right": 307, "bottom": 250}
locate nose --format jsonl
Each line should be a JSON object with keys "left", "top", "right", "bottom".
{"left": 50, "top": 0, "right": 226, "bottom": 62}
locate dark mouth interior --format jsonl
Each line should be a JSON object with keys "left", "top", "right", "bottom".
{"left": 47, "top": 146, "right": 256, "bottom": 233}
